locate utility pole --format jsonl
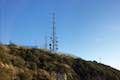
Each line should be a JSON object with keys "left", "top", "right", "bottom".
{"left": 44, "top": 36, "right": 48, "bottom": 49}
{"left": 99, "top": 58, "right": 102, "bottom": 63}
{"left": 49, "top": 13, "right": 58, "bottom": 53}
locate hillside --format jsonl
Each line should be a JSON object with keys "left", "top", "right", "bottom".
{"left": 0, "top": 43, "right": 120, "bottom": 80}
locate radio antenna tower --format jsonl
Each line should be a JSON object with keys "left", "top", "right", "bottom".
{"left": 49, "top": 13, "right": 58, "bottom": 53}
{"left": 44, "top": 36, "right": 48, "bottom": 49}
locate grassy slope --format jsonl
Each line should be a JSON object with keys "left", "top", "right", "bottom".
{"left": 0, "top": 43, "right": 120, "bottom": 80}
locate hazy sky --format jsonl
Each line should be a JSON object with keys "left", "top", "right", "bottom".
{"left": 0, "top": 0, "right": 120, "bottom": 70}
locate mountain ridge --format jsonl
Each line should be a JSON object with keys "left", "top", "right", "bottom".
{"left": 0, "top": 43, "right": 120, "bottom": 80}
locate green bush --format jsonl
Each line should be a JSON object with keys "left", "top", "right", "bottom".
{"left": 18, "top": 70, "right": 33, "bottom": 80}
{"left": 0, "top": 49, "right": 11, "bottom": 64}
{"left": 27, "top": 62, "right": 37, "bottom": 70}
{"left": 12, "top": 56, "right": 25, "bottom": 67}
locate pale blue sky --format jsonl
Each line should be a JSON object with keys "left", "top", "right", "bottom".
{"left": 0, "top": 0, "right": 120, "bottom": 70}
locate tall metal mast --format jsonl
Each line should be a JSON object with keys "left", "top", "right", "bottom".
{"left": 49, "top": 13, "right": 58, "bottom": 52}
{"left": 44, "top": 36, "right": 47, "bottom": 49}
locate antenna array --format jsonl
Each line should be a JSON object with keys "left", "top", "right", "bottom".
{"left": 49, "top": 13, "right": 58, "bottom": 52}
